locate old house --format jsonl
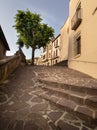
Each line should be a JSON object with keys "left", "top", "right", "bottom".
{"left": 0, "top": 26, "right": 10, "bottom": 60}
{"left": 52, "top": 34, "right": 61, "bottom": 65}
{"left": 41, "top": 35, "right": 61, "bottom": 66}
{"left": 41, "top": 45, "right": 48, "bottom": 66}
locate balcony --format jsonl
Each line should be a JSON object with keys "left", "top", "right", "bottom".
{"left": 42, "top": 54, "right": 48, "bottom": 62}
{"left": 71, "top": 8, "right": 82, "bottom": 30}
{"left": 52, "top": 54, "right": 59, "bottom": 59}
{"left": 54, "top": 43, "right": 59, "bottom": 48}
{"left": 42, "top": 58, "right": 48, "bottom": 62}
{"left": 54, "top": 40, "right": 59, "bottom": 48}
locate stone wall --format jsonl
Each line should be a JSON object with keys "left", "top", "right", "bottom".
{"left": 0, "top": 55, "right": 21, "bottom": 84}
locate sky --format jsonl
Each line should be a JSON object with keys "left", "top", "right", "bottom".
{"left": 0, "top": 0, "right": 69, "bottom": 59}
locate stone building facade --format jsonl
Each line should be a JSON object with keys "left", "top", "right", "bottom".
{"left": 40, "top": 31, "right": 69, "bottom": 66}
{"left": 41, "top": 35, "right": 61, "bottom": 66}
{"left": 41, "top": 41, "right": 53, "bottom": 66}
{"left": 41, "top": 44, "right": 49, "bottom": 66}
{"left": 52, "top": 34, "right": 61, "bottom": 65}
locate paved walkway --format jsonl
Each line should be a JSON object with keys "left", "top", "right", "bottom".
{"left": 0, "top": 65, "right": 97, "bottom": 130}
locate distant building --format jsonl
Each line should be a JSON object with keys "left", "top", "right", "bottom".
{"left": 37, "top": 56, "right": 43, "bottom": 65}
{"left": 41, "top": 32, "right": 69, "bottom": 66}
{"left": 68, "top": 0, "right": 97, "bottom": 78}
{"left": 34, "top": 57, "right": 39, "bottom": 65}
{"left": 41, "top": 35, "right": 61, "bottom": 66}
{"left": 52, "top": 34, "right": 61, "bottom": 65}
{"left": 0, "top": 26, "right": 10, "bottom": 60}
{"left": 41, "top": 41, "right": 53, "bottom": 66}
{"left": 41, "top": 45, "right": 48, "bottom": 66}
{"left": 47, "top": 41, "right": 53, "bottom": 66}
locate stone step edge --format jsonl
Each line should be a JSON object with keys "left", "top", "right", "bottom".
{"left": 41, "top": 86, "right": 97, "bottom": 108}
{"left": 32, "top": 89, "right": 97, "bottom": 120}
{"left": 38, "top": 79, "right": 97, "bottom": 95}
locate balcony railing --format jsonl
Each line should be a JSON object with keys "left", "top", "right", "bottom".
{"left": 42, "top": 58, "right": 48, "bottom": 62}
{"left": 71, "top": 8, "right": 82, "bottom": 30}
{"left": 54, "top": 43, "right": 59, "bottom": 48}
{"left": 52, "top": 54, "right": 59, "bottom": 59}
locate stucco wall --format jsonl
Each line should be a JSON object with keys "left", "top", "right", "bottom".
{"left": 68, "top": 0, "right": 97, "bottom": 79}
{"left": 60, "top": 18, "right": 69, "bottom": 62}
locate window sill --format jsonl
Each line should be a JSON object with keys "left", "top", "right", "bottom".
{"left": 74, "top": 54, "right": 81, "bottom": 59}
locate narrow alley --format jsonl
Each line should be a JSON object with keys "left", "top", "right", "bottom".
{"left": 0, "top": 66, "right": 97, "bottom": 130}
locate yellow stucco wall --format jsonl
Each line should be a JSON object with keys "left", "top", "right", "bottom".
{"left": 60, "top": 18, "right": 69, "bottom": 62}
{"left": 52, "top": 35, "right": 60, "bottom": 65}
{"left": 68, "top": 0, "right": 97, "bottom": 79}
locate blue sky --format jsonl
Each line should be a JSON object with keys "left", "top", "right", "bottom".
{"left": 0, "top": 0, "right": 69, "bottom": 59}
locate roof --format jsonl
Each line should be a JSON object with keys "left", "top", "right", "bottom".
{"left": 52, "top": 34, "right": 61, "bottom": 42}
{"left": 0, "top": 25, "right": 10, "bottom": 50}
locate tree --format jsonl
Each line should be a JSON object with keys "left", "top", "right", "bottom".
{"left": 13, "top": 10, "right": 54, "bottom": 65}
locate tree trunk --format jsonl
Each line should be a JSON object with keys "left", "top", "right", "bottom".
{"left": 31, "top": 47, "right": 35, "bottom": 65}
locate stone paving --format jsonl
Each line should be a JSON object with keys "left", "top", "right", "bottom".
{"left": 0, "top": 65, "right": 97, "bottom": 130}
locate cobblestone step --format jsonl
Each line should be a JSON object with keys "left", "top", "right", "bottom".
{"left": 41, "top": 86, "right": 97, "bottom": 109}
{"left": 1, "top": 66, "right": 97, "bottom": 130}
{"left": 32, "top": 79, "right": 97, "bottom": 121}
{"left": 39, "top": 79, "right": 97, "bottom": 95}
{"left": 32, "top": 89, "right": 97, "bottom": 121}
{"left": 39, "top": 79, "right": 97, "bottom": 108}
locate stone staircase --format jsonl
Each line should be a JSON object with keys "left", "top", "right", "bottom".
{"left": 32, "top": 78, "right": 97, "bottom": 123}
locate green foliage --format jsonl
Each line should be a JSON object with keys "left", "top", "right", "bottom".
{"left": 16, "top": 37, "right": 24, "bottom": 48}
{"left": 13, "top": 9, "right": 54, "bottom": 65}
{"left": 26, "top": 59, "right": 31, "bottom": 64}
{"left": 13, "top": 10, "right": 54, "bottom": 48}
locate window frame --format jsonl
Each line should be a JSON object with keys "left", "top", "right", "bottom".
{"left": 73, "top": 33, "right": 81, "bottom": 58}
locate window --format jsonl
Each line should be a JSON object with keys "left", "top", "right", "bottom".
{"left": 56, "top": 39, "right": 58, "bottom": 46}
{"left": 76, "top": 3, "right": 81, "bottom": 12}
{"left": 56, "top": 49, "right": 58, "bottom": 57}
{"left": 74, "top": 35, "right": 81, "bottom": 56}
{"left": 48, "top": 52, "right": 51, "bottom": 58}
{"left": 71, "top": 2, "right": 82, "bottom": 30}
{"left": 54, "top": 51, "right": 55, "bottom": 58}
{"left": 55, "top": 60, "right": 57, "bottom": 64}
{"left": 54, "top": 39, "right": 58, "bottom": 47}
{"left": 43, "top": 55, "right": 45, "bottom": 59}
{"left": 47, "top": 62, "right": 49, "bottom": 66}
{"left": 76, "top": 3, "right": 81, "bottom": 19}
